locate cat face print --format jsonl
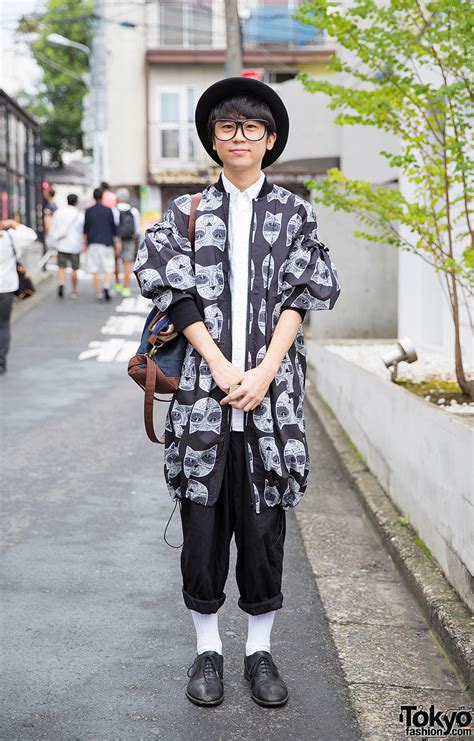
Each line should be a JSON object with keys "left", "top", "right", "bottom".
{"left": 284, "top": 439, "right": 306, "bottom": 476}
{"left": 291, "top": 288, "right": 331, "bottom": 311}
{"left": 170, "top": 401, "right": 193, "bottom": 437}
{"left": 263, "top": 211, "right": 282, "bottom": 245}
{"left": 165, "top": 254, "right": 195, "bottom": 290}
{"left": 189, "top": 397, "right": 222, "bottom": 435}
{"left": 187, "top": 479, "right": 209, "bottom": 505}
{"left": 249, "top": 302, "right": 253, "bottom": 333}
{"left": 276, "top": 390, "right": 298, "bottom": 429}
{"left": 268, "top": 186, "right": 291, "bottom": 204}
{"left": 253, "top": 483, "right": 261, "bottom": 514}
{"left": 183, "top": 444, "right": 218, "bottom": 478}
{"left": 293, "top": 195, "right": 316, "bottom": 222}
{"left": 286, "top": 242, "right": 311, "bottom": 279}
{"left": 275, "top": 357, "right": 294, "bottom": 394}
{"left": 134, "top": 240, "right": 149, "bottom": 271}
{"left": 137, "top": 268, "right": 163, "bottom": 293}
{"left": 204, "top": 304, "right": 224, "bottom": 341}
{"left": 262, "top": 254, "right": 274, "bottom": 290}
{"left": 311, "top": 255, "right": 332, "bottom": 287}
{"left": 153, "top": 289, "right": 173, "bottom": 312}
{"left": 247, "top": 443, "right": 254, "bottom": 474}
{"left": 200, "top": 188, "right": 224, "bottom": 211}
{"left": 286, "top": 213, "right": 303, "bottom": 247}
{"left": 198, "top": 358, "right": 216, "bottom": 392}
{"left": 295, "top": 330, "right": 306, "bottom": 357}
{"left": 252, "top": 397, "right": 274, "bottom": 433}
{"left": 258, "top": 298, "right": 267, "bottom": 335}
{"left": 250, "top": 260, "right": 255, "bottom": 291}
{"left": 174, "top": 194, "right": 192, "bottom": 215}
{"left": 165, "top": 441, "right": 182, "bottom": 478}
{"left": 256, "top": 344, "right": 266, "bottom": 366}
{"left": 258, "top": 437, "right": 283, "bottom": 476}
{"left": 281, "top": 474, "right": 302, "bottom": 508}
{"left": 272, "top": 302, "right": 281, "bottom": 330}
{"left": 179, "top": 356, "right": 196, "bottom": 391}
{"left": 264, "top": 479, "right": 280, "bottom": 507}
{"left": 195, "top": 214, "right": 226, "bottom": 252}
{"left": 195, "top": 262, "right": 224, "bottom": 300}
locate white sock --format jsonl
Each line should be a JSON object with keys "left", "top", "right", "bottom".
{"left": 190, "top": 610, "right": 222, "bottom": 655}
{"left": 245, "top": 611, "right": 276, "bottom": 656}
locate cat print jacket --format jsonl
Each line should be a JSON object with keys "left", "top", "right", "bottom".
{"left": 134, "top": 176, "right": 341, "bottom": 514}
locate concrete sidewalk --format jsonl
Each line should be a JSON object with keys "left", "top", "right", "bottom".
{"left": 297, "top": 378, "right": 471, "bottom": 738}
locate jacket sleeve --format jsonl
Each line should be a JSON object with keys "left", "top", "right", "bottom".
{"left": 133, "top": 197, "right": 203, "bottom": 323}
{"left": 280, "top": 199, "right": 341, "bottom": 313}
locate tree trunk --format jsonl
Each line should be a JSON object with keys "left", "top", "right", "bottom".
{"left": 450, "top": 272, "right": 473, "bottom": 399}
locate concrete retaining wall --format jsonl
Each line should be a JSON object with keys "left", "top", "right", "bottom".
{"left": 306, "top": 340, "right": 474, "bottom": 611}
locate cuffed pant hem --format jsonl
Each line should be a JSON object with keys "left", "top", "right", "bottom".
{"left": 238, "top": 592, "right": 283, "bottom": 616}
{"left": 182, "top": 588, "right": 226, "bottom": 614}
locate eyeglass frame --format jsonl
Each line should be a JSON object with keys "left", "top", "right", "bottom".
{"left": 212, "top": 118, "right": 270, "bottom": 142}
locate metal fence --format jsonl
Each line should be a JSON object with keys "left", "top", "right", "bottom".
{"left": 0, "top": 89, "right": 43, "bottom": 240}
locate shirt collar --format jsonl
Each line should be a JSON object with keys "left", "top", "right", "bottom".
{"left": 221, "top": 171, "right": 265, "bottom": 201}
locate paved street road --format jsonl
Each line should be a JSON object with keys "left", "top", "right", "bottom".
{"left": 1, "top": 278, "right": 360, "bottom": 740}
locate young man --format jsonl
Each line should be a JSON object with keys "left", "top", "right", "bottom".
{"left": 113, "top": 188, "right": 141, "bottom": 297}
{"left": 134, "top": 77, "right": 341, "bottom": 707}
{"left": 50, "top": 193, "right": 84, "bottom": 299}
{"left": 83, "top": 188, "right": 121, "bottom": 302}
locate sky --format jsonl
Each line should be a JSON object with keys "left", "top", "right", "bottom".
{"left": 0, "top": 0, "right": 42, "bottom": 95}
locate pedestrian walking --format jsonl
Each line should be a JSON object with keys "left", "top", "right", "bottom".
{"left": 113, "top": 188, "right": 141, "bottom": 298}
{"left": 100, "top": 181, "right": 117, "bottom": 209}
{"left": 49, "top": 194, "right": 84, "bottom": 299}
{"left": 0, "top": 219, "right": 37, "bottom": 374}
{"left": 83, "top": 188, "right": 121, "bottom": 302}
{"left": 42, "top": 184, "right": 57, "bottom": 241}
{"left": 134, "top": 77, "right": 341, "bottom": 707}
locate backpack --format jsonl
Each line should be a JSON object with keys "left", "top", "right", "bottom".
{"left": 118, "top": 207, "right": 135, "bottom": 239}
{"left": 128, "top": 193, "right": 202, "bottom": 444}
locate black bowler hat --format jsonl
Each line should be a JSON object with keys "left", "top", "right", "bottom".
{"left": 195, "top": 77, "right": 289, "bottom": 170}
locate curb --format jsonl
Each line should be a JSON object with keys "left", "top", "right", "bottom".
{"left": 305, "top": 376, "right": 473, "bottom": 698}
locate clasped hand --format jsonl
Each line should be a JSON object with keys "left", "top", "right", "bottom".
{"left": 208, "top": 357, "right": 275, "bottom": 413}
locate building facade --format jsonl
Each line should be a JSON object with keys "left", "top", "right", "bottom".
{"left": 0, "top": 90, "right": 43, "bottom": 236}
{"left": 98, "top": 0, "right": 399, "bottom": 339}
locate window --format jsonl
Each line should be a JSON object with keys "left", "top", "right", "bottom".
{"left": 160, "top": 1, "right": 212, "bottom": 48}
{"left": 151, "top": 86, "right": 197, "bottom": 165}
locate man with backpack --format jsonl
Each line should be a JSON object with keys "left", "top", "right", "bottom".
{"left": 113, "top": 188, "right": 141, "bottom": 298}
{"left": 134, "top": 77, "right": 341, "bottom": 708}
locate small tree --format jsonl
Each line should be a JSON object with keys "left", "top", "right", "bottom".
{"left": 296, "top": 0, "right": 473, "bottom": 397}
{"left": 17, "top": 0, "right": 92, "bottom": 166}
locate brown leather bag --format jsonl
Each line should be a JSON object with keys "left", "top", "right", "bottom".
{"left": 128, "top": 192, "right": 201, "bottom": 443}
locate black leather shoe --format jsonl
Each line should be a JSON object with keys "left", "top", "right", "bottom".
{"left": 244, "top": 651, "right": 289, "bottom": 707}
{"left": 185, "top": 651, "right": 224, "bottom": 706}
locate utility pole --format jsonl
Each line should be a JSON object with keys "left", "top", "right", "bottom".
{"left": 224, "top": 0, "right": 243, "bottom": 78}
{"left": 91, "top": 0, "right": 108, "bottom": 184}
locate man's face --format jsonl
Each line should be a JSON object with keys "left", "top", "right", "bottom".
{"left": 212, "top": 117, "right": 276, "bottom": 171}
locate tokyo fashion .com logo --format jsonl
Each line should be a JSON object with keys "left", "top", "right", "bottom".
{"left": 399, "top": 705, "right": 473, "bottom": 736}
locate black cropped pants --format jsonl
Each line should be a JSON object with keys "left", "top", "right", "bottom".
{"left": 179, "top": 431, "right": 286, "bottom": 616}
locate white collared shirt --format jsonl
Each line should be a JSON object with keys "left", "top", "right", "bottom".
{"left": 221, "top": 171, "right": 265, "bottom": 431}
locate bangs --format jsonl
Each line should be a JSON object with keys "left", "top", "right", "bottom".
{"left": 208, "top": 95, "right": 276, "bottom": 141}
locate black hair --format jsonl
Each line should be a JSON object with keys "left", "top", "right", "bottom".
{"left": 67, "top": 193, "right": 78, "bottom": 206}
{"left": 100, "top": 181, "right": 110, "bottom": 190}
{"left": 93, "top": 187, "right": 103, "bottom": 202}
{"left": 207, "top": 95, "right": 276, "bottom": 143}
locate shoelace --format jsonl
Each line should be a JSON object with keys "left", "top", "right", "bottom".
{"left": 249, "top": 655, "right": 276, "bottom": 680}
{"left": 187, "top": 654, "right": 223, "bottom": 685}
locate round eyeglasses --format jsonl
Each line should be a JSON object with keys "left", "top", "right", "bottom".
{"left": 213, "top": 119, "right": 269, "bottom": 142}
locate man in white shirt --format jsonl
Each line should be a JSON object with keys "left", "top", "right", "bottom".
{"left": 0, "top": 219, "right": 37, "bottom": 373}
{"left": 49, "top": 194, "right": 84, "bottom": 299}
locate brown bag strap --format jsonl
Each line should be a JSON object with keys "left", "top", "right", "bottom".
{"left": 188, "top": 192, "right": 202, "bottom": 246}
{"left": 144, "top": 355, "right": 161, "bottom": 443}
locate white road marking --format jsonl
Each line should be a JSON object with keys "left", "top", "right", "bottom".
{"left": 101, "top": 315, "right": 146, "bottom": 336}
{"left": 115, "top": 296, "right": 151, "bottom": 314}
{"left": 78, "top": 339, "right": 138, "bottom": 363}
